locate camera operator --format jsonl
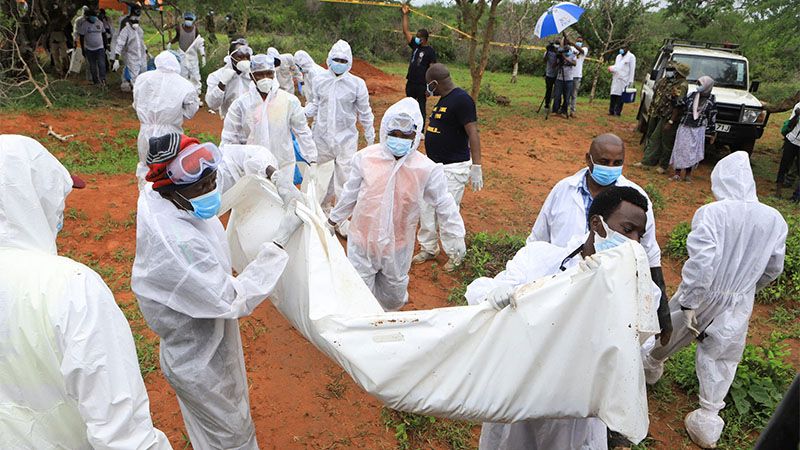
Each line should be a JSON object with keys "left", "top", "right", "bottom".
{"left": 552, "top": 36, "right": 577, "bottom": 118}
{"left": 542, "top": 42, "right": 559, "bottom": 116}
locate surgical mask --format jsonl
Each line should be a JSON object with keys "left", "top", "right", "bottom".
{"left": 385, "top": 136, "right": 414, "bottom": 157}
{"left": 665, "top": 69, "right": 676, "bottom": 78}
{"left": 184, "top": 20, "right": 194, "bottom": 27}
{"left": 426, "top": 80, "right": 438, "bottom": 97}
{"left": 565, "top": 50, "right": 573, "bottom": 57}
{"left": 589, "top": 155, "right": 623, "bottom": 186}
{"left": 593, "top": 217, "right": 630, "bottom": 253}
{"left": 414, "top": 37, "right": 422, "bottom": 45}
{"left": 180, "top": 188, "right": 222, "bottom": 219}
{"left": 87, "top": 16, "right": 97, "bottom": 23}
{"left": 619, "top": 49, "right": 625, "bottom": 55}
{"left": 235, "top": 59, "right": 251, "bottom": 74}
{"left": 256, "top": 77, "right": 273, "bottom": 93}
{"left": 131, "top": 23, "right": 139, "bottom": 29}
{"left": 576, "top": 42, "right": 583, "bottom": 47}
{"left": 330, "top": 61, "right": 348, "bottom": 75}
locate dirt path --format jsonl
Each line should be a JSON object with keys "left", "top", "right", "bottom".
{"left": 1, "top": 61, "right": 792, "bottom": 450}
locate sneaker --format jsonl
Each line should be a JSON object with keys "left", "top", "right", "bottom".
{"left": 444, "top": 256, "right": 464, "bottom": 273}
{"left": 412, "top": 250, "right": 438, "bottom": 265}
{"left": 655, "top": 167, "right": 666, "bottom": 174}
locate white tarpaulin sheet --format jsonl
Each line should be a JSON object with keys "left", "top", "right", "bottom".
{"left": 220, "top": 175, "right": 659, "bottom": 443}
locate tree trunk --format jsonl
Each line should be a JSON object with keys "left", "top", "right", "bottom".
{"left": 511, "top": 50, "right": 519, "bottom": 84}
{"left": 589, "top": 39, "right": 612, "bottom": 103}
{"left": 764, "top": 91, "right": 800, "bottom": 113}
{"left": 470, "top": 0, "right": 501, "bottom": 99}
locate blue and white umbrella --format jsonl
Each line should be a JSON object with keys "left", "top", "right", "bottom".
{"left": 534, "top": 2, "right": 585, "bottom": 39}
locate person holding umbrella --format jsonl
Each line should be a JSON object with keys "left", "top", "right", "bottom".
{"left": 534, "top": 2, "right": 585, "bottom": 116}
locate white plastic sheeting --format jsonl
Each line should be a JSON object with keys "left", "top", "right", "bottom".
{"left": 220, "top": 175, "right": 659, "bottom": 444}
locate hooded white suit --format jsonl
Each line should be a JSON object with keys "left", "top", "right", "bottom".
{"left": 0, "top": 135, "right": 170, "bottom": 450}
{"left": 114, "top": 22, "right": 147, "bottom": 87}
{"left": 205, "top": 55, "right": 253, "bottom": 119}
{"left": 644, "top": 151, "right": 787, "bottom": 448}
{"left": 133, "top": 51, "right": 200, "bottom": 180}
{"left": 329, "top": 98, "right": 465, "bottom": 310}
{"left": 306, "top": 40, "right": 375, "bottom": 209}
{"left": 293, "top": 50, "right": 324, "bottom": 104}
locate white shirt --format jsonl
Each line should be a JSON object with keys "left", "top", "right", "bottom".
{"left": 786, "top": 102, "right": 800, "bottom": 146}
{"left": 574, "top": 46, "right": 589, "bottom": 78}
{"left": 527, "top": 168, "right": 661, "bottom": 268}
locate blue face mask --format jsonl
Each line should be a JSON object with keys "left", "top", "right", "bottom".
{"left": 619, "top": 49, "right": 625, "bottom": 55}
{"left": 330, "top": 61, "right": 348, "bottom": 75}
{"left": 180, "top": 188, "right": 221, "bottom": 219}
{"left": 414, "top": 37, "right": 422, "bottom": 45}
{"left": 589, "top": 156, "right": 623, "bottom": 186}
{"left": 87, "top": 16, "right": 97, "bottom": 23}
{"left": 576, "top": 42, "right": 583, "bottom": 48}
{"left": 593, "top": 218, "right": 630, "bottom": 253}
{"left": 184, "top": 20, "right": 194, "bottom": 27}
{"left": 385, "top": 136, "right": 414, "bottom": 157}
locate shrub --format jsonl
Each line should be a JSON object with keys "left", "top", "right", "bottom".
{"left": 757, "top": 203, "right": 800, "bottom": 304}
{"left": 664, "top": 221, "right": 691, "bottom": 261}
{"left": 447, "top": 232, "right": 527, "bottom": 305}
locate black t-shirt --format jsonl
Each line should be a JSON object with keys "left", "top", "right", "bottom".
{"left": 406, "top": 40, "right": 436, "bottom": 85}
{"left": 424, "top": 88, "right": 477, "bottom": 164}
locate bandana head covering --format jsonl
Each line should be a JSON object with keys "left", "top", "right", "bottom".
{"left": 693, "top": 76, "right": 715, "bottom": 120}
{"left": 145, "top": 133, "right": 200, "bottom": 192}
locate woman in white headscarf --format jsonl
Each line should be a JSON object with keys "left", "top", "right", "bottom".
{"left": 669, "top": 76, "right": 717, "bottom": 181}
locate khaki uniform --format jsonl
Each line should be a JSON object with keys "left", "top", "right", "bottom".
{"left": 49, "top": 30, "right": 70, "bottom": 76}
{"left": 642, "top": 63, "right": 689, "bottom": 169}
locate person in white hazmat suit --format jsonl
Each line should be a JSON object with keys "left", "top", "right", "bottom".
{"left": 133, "top": 51, "right": 200, "bottom": 181}
{"left": 0, "top": 135, "right": 171, "bottom": 450}
{"left": 276, "top": 53, "right": 301, "bottom": 94}
{"left": 112, "top": 16, "right": 147, "bottom": 90}
{"left": 293, "top": 50, "right": 323, "bottom": 104}
{"left": 528, "top": 133, "right": 673, "bottom": 348}
{"left": 180, "top": 34, "right": 206, "bottom": 96}
{"left": 643, "top": 151, "right": 787, "bottom": 449}
{"left": 608, "top": 45, "right": 636, "bottom": 116}
{"left": 466, "top": 185, "right": 657, "bottom": 450}
{"left": 306, "top": 40, "right": 375, "bottom": 211}
{"left": 205, "top": 40, "right": 253, "bottom": 119}
{"left": 221, "top": 54, "right": 317, "bottom": 180}
{"left": 132, "top": 132, "right": 305, "bottom": 449}
{"left": 327, "top": 97, "right": 465, "bottom": 311}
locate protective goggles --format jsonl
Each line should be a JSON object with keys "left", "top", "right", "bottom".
{"left": 166, "top": 142, "right": 223, "bottom": 185}
{"left": 386, "top": 113, "right": 417, "bottom": 134}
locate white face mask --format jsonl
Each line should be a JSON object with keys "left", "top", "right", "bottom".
{"left": 131, "top": 23, "right": 139, "bottom": 30}
{"left": 256, "top": 77, "right": 273, "bottom": 93}
{"left": 235, "top": 59, "right": 251, "bottom": 74}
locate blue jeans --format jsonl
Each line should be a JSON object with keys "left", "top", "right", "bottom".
{"left": 85, "top": 48, "right": 106, "bottom": 84}
{"left": 553, "top": 79, "right": 574, "bottom": 114}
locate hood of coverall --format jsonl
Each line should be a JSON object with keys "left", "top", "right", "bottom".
{"left": 278, "top": 53, "right": 295, "bottom": 74}
{"left": 379, "top": 97, "right": 423, "bottom": 155}
{"left": 711, "top": 151, "right": 757, "bottom": 202}
{"left": 294, "top": 50, "right": 315, "bottom": 72}
{"left": 0, "top": 135, "right": 73, "bottom": 254}
{"left": 326, "top": 40, "right": 353, "bottom": 75}
{"left": 154, "top": 50, "right": 181, "bottom": 73}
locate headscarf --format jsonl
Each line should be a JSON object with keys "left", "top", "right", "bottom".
{"left": 693, "top": 76, "right": 715, "bottom": 120}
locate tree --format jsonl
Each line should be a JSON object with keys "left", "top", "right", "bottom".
{"left": 573, "top": 0, "right": 652, "bottom": 102}
{"left": 454, "top": 0, "right": 503, "bottom": 99}
{"left": 497, "top": 0, "right": 541, "bottom": 83}
{"left": 665, "top": 0, "right": 734, "bottom": 35}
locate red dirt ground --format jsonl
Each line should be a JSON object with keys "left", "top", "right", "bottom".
{"left": 1, "top": 60, "right": 795, "bottom": 450}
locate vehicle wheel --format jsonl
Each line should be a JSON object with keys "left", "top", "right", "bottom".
{"left": 636, "top": 100, "right": 647, "bottom": 134}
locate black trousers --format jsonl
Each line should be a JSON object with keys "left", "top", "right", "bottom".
{"left": 544, "top": 76, "right": 556, "bottom": 108}
{"left": 776, "top": 138, "right": 800, "bottom": 184}
{"left": 609, "top": 95, "right": 624, "bottom": 115}
{"left": 406, "top": 82, "right": 427, "bottom": 128}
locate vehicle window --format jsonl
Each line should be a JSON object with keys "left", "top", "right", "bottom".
{"left": 671, "top": 54, "right": 747, "bottom": 89}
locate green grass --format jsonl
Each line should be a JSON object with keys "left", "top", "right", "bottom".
{"left": 0, "top": 77, "right": 125, "bottom": 111}
{"left": 643, "top": 183, "right": 665, "bottom": 214}
{"left": 664, "top": 221, "right": 691, "bottom": 261}
{"left": 381, "top": 408, "right": 476, "bottom": 450}
{"left": 58, "top": 136, "right": 139, "bottom": 175}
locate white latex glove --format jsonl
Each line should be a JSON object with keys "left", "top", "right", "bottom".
{"left": 470, "top": 164, "right": 483, "bottom": 191}
{"left": 578, "top": 254, "right": 601, "bottom": 272}
{"left": 486, "top": 285, "right": 514, "bottom": 310}
{"left": 67, "top": 48, "right": 74, "bottom": 55}
{"left": 218, "top": 67, "right": 236, "bottom": 85}
{"left": 272, "top": 168, "right": 304, "bottom": 206}
{"left": 201, "top": 55, "right": 207, "bottom": 67}
{"left": 112, "top": 60, "right": 120, "bottom": 72}
{"left": 273, "top": 201, "right": 303, "bottom": 248}
{"left": 683, "top": 309, "right": 701, "bottom": 337}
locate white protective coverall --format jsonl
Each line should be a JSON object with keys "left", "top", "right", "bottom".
{"left": 114, "top": 22, "right": 147, "bottom": 86}
{"left": 132, "top": 145, "right": 289, "bottom": 450}
{"left": 527, "top": 167, "right": 661, "bottom": 268}
{"left": 328, "top": 98, "right": 465, "bottom": 311}
{"left": 293, "top": 50, "right": 323, "bottom": 104}
{"left": 306, "top": 40, "right": 375, "bottom": 208}
{"left": 609, "top": 51, "right": 636, "bottom": 96}
{"left": 643, "top": 151, "right": 787, "bottom": 448}
{"left": 206, "top": 57, "right": 253, "bottom": 119}
{"left": 180, "top": 35, "right": 205, "bottom": 95}
{"left": 466, "top": 237, "right": 609, "bottom": 450}
{"left": 0, "top": 135, "right": 171, "bottom": 450}
{"left": 221, "top": 82, "right": 317, "bottom": 179}
{"left": 133, "top": 51, "right": 200, "bottom": 180}
{"left": 276, "top": 53, "right": 300, "bottom": 94}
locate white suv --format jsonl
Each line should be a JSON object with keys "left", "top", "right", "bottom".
{"left": 637, "top": 39, "right": 770, "bottom": 154}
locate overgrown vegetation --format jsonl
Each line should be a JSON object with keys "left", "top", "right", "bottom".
{"left": 643, "top": 183, "right": 665, "bottom": 213}
{"left": 447, "top": 232, "right": 526, "bottom": 306}
{"left": 664, "top": 221, "right": 691, "bottom": 261}
{"left": 58, "top": 135, "right": 139, "bottom": 175}
{"left": 381, "top": 408, "right": 476, "bottom": 450}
